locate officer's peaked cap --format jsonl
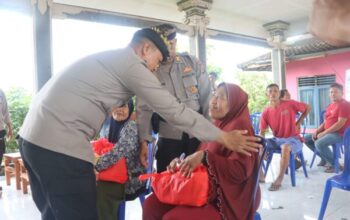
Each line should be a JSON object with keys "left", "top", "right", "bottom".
{"left": 132, "top": 28, "right": 170, "bottom": 62}
{"left": 152, "top": 23, "right": 177, "bottom": 41}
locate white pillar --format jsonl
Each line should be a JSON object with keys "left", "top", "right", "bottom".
{"left": 263, "top": 20, "right": 289, "bottom": 89}
{"left": 271, "top": 48, "right": 286, "bottom": 88}
{"left": 33, "top": 0, "right": 53, "bottom": 92}
{"left": 177, "top": 0, "right": 212, "bottom": 67}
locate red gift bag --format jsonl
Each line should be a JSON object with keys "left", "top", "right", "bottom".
{"left": 91, "top": 138, "right": 128, "bottom": 184}
{"left": 139, "top": 165, "right": 209, "bottom": 207}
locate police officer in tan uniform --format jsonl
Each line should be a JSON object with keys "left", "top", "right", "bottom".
{"left": 137, "top": 24, "right": 212, "bottom": 172}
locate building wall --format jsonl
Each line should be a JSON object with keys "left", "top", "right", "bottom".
{"left": 285, "top": 51, "right": 350, "bottom": 100}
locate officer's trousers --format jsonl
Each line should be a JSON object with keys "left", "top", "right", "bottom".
{"left": 155, "top": 133, "right": 200, "bottom": 173}
{"left": 19, "top": 138, "right": 98, "bottom": 220}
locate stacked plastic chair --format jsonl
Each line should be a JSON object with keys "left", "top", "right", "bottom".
{"left": 318, "top": 127, "right": 350, "bottom": 220}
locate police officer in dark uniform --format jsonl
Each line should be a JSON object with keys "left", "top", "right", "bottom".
{"left": 137, "top": 24, "right": 212, "bottom": 172}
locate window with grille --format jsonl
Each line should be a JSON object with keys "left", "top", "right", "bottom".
{"left": 298, "top": 75, "right": 335, "bottom": 128}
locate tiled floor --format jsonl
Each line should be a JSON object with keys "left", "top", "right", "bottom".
{"left": 0, "top": 149, "right": 349, "bottom": 220}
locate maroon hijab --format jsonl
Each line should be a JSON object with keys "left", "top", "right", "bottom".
{"left": 212, "top": 83, "right": 254, "bottom": 137}
{"left": 203, "top": 83, "right": 254, "bottom": 158}
{"left": 201, "top": 83, "right": 259, "bottom": 220}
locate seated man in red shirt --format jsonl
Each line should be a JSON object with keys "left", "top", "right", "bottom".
{"left": 260, "top": 84, "right": 310, "bottom": 191}
{"left": 304, "top": 83, "right": 350, "bottom": 173}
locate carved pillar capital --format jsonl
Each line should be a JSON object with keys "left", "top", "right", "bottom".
{"left": 263, "top": 20, "right": 290, "bottom": 48}
{"left": 177, "top": 0, "right": 212, "bottom": 36}
{"left": 31, "top": 0, "right": 53, "bottom": 14}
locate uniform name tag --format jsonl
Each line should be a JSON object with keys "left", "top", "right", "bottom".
{"left": 183, "top": 67, "right": 192, "bottom": 73}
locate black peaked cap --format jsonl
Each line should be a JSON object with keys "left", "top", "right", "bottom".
{"left": 132, "top": 28, "right": 170, "bottom": 62}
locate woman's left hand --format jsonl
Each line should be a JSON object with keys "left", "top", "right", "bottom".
{"left": 93, "top": 153, "right": 100, "bottom": 166}
{"left": 178, "top": 151, "right": 205, "bottom": 178}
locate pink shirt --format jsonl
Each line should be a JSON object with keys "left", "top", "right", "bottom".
{"left": 260, "top": 100, "right": 307, "bottom": 138}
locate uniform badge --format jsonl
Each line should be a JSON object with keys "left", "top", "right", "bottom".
{"left": 183, "top": 67, "right": 192, "bottom": 73}
{"left": 176, "top": 56, "right": 181, "bottom": 62}
{"left": 189, "top": 86, "right": 198, "bottom": 94}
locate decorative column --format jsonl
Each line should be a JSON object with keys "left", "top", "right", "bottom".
{"left": 32, "top": 0, "right": 53, "bottom": 92}
{"left": 177, "top": 0, "right": 212, "bottom": 67}
{"left": 263, "top": 20, "right": 289, "bottom": 89}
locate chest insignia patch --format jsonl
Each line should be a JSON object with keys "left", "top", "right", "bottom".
{"left": 183, "top": 67, "right": 192, "bottom": 73}
{"left": 189, "top": 86, "right": 198, "bottom": 94}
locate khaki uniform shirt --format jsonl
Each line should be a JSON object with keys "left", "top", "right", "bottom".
{"left": 137, "top": 53, "right": 212, "bottom": 141}
{"left": 19, "top": 47, "right": 219, "bottom": 163}
{"left": 0, "top": 89, "right": 11, "bottom": 131}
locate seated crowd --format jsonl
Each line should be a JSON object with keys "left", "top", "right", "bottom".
{"left": 11, "top": 17, "right": 350, "bottom": 220}
{"left": 92, "top": 81, "right": 349, "bottom": 220}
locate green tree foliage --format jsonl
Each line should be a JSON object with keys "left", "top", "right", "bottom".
{"left": 236, "top": 70, "right": 272, "bottom": 114}
{"left": 206, "top": 42, "right": 223, "bottom": 81}
{"left": 207, "top": 64, "right": 223, "bottom": 81}
{"left": 5, "top": 87, "right": 32, "bottom": 152}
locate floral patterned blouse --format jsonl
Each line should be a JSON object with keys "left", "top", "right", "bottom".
{"left": 95, "top": 120, "right": 146, "bottom": 199}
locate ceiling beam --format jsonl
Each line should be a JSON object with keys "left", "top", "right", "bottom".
{"left": 53, "top": 3, "right": 268, "bottom": 47}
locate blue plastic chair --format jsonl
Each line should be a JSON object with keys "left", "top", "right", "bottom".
{"left": 251, "top": 112, "right": 267, "bottom": 174}
{"left": 310, "top": 142, "right": 343, "bottom": 173}
{"left": 118, "top": 141, "right": 155, "bottom": 220}
{"left": 250, "top": 112, "right": 262, "bottom": 135}
{"left": 253, "top": 137, "right": 267, "bottom": 220}
{"left": 264, "top": 141, "right": 308, "bottom": 187}
{"left": 318, "top": 127, "right": 350, "bottom": 220}
{"left": 264, "top": 111, "right": 309, "bottom": 186}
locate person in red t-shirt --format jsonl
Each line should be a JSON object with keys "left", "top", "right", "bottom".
{"left": 279, "top": 88, "right": 304, "bottom": 170}
{"left": 279, "top": 89, "right": 291, "bottom": 100}
{"left": 304, "top": 83, "right": 350, "bottom": 173}
{"left": 260, "top": 84, "right": 310, "bottom": 191}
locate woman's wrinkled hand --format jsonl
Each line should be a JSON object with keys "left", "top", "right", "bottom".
{"left": 178, "top": 151, "right": 205, "bottom": 178}
{"left": 167, "top": 157, "right": 181, "bottom": 173}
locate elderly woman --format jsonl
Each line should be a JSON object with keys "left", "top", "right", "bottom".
{"left": 95, "top": 99, "right": 146, "bottom": 220}
{"left": 142, "top": 83, "right": 260, "bottom": 220}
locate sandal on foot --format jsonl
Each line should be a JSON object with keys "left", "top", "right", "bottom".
{"left": 325, "top": 165, "right": 344, "bottom": 173}
{"left": 268, "top": 183, "right": 281, "bottom": 191}
{"left": 324, "top": 166, "right": 335, "bottom": 173}
{"left": 295, "top": 158, "right": 302, "bottom": 170}
{"left": 317, "top": 160, "right": 327, "bottom": 167}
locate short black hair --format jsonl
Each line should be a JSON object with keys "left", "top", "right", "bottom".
{"left": 280, "top": 89, "right": 289, "bottom": 99}
{"left": 209, "top": 71, "right": 218, "bottom": 78}
{"left": 266, "top": 83, "right": 279, "bottom": 91}
{"left": 330, "top": 83, "right": 343, "bottom": 92}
